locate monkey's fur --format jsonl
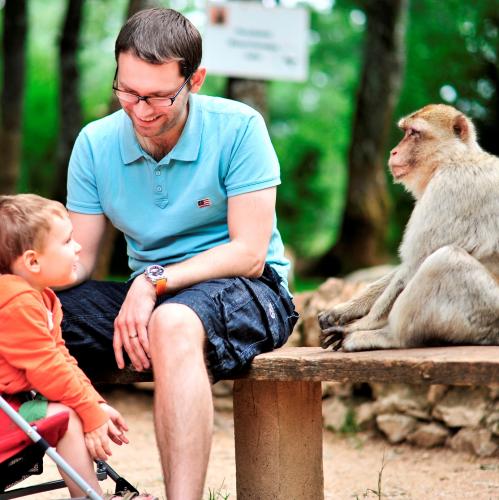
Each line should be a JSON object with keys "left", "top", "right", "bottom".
{"left": 319, "top": 104, "right": 499, "bottom": 352}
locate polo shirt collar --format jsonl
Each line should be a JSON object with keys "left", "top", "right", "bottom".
{"left": 119, "top": 94, "right": 203, "bottom": 165}
{"left": 169, "top": 94, "right": 203, "bottom": 162}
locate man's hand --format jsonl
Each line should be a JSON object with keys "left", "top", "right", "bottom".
{"left": 113, "top": 274, "right": 156, "bottom": 371}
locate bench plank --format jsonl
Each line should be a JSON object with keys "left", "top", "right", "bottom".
{"left": 95, "top": 346, "right": 499, "bottom": 386}
{"left": 236, "top": 346, "right": 499, "bottom": 386}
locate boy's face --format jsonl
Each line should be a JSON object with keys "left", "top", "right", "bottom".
{"left": 36, "top": 215, "right": 81, "bottom": 288}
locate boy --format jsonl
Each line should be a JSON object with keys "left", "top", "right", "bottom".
{"left": 0, "top": 194, "right": 152, "bottom": 499}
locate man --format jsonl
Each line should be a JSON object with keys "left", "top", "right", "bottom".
{"left": 57, "top": 8, "right": 297, "bottom": 500}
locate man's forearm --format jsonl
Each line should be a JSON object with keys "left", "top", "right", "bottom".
{"left": 160, "top": 239, "right": 266, "bottom": 293}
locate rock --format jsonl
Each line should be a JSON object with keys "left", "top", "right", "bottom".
{"left": 486, "top": 410, "right": 499, "bottom": 436}
{"left": 355, "top": 402, "right": 376, "bottom": 430}
{"left": 212, "top": 380, "right": 234, "bottom": 397}
{"left": 321, "top": 381, "right": 353, "bottom": 399}
{"left": 488, "top": 384, "right": 499, "bottom": 400}
{"left": 448, "top": 428, "right": 498, "bottom": 457}
{"left": 376, "top": 414, "right": 417, "bottom": 444}
{"left": 371, "top": 384, "right": 430, "bottom": 420}
{"left": 323, "top": 397, "right": 349, "bottom": 432}
{"left": 344, "top": 265, "right": 396, "bottom": 284}
{"left": 432, "top": 387, "right": 489, "bottom": 428}
{"left": 407, "top": 422, "right": 449, "bottom": 448}
{"left": 427, "top": 385, "right": 448, "bottom": 405}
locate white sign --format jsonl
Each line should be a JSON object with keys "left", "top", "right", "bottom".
{"left": 203, "top": 1, "right": 309, "bottom": 82}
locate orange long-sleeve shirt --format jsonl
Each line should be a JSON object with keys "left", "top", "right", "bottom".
{"left": 0, "top": 274, "right": 108, "bottom": 432}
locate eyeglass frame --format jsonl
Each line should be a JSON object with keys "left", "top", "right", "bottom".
{"left": 112, "top": 67, "right": 193, "bottom": 108}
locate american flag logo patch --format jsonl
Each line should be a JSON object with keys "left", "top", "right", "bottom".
{"left": 197, "top": 198, "right": 212, "bottom": 208}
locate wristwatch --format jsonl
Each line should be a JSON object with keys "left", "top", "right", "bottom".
{"left": 144, "top": 265, "right": 168, "bottom": 296}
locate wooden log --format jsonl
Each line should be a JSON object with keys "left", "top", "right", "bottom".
{"left": 93, "top": 346, "right": 499, "bottom": 386}
{"left": 235, "top": 346, "right": 499, "bottom": 386}
{"left": 233, "top": 379, "right": 323, "bottom": 500}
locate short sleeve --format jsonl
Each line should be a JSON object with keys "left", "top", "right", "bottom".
{"left": 225, "top": 113, "right": 281, "bottom": 197}
{"left": 66, "top": 130, "right": 104, "bottom": 214}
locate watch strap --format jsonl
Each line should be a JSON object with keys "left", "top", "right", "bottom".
{"left": 155, "top": 277, "right": 167, "bottom": 296}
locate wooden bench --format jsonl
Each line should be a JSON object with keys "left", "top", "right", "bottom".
{"left": 95, "top": 345, "right": 499, "bottom": 500}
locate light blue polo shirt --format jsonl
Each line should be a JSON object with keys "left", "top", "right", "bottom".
{"left": 67, "top": 94, "right": 290, "bottom": 290}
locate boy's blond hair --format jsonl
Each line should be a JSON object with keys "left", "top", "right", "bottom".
{"left": 0, "top": 194, "right": 68, "bottom": 273}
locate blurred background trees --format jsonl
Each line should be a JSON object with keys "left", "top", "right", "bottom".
{"left": 0, "top": 0, "right": 498, "bottom": 289}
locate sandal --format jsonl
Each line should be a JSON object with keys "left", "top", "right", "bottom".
{"left": 103, "top": 493, "right": 158, "bottom": 500}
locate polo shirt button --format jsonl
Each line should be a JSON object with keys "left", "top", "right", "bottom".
{"left": 156, "top": 186, "right": 162, "bottom": 192}
{"left": 155, "top": 170, "right": 161, "bottom": 176}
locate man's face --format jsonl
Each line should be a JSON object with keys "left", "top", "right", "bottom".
{"left": 115, "top": 52, "right": 196, "bottom": 140}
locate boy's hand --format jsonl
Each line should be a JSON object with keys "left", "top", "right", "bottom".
{"left": 84, "top": 422, "right": 112, "bottom": 460}
{"left": 100, "top": 403, "right": 129, "bottom": 445}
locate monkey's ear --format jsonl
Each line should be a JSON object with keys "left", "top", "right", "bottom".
{"left": 452, "top": 114, "right": 474, "bottom": 143}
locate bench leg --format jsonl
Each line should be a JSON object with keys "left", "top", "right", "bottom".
{"left": 233, "top": 380, "right": 324, "bottom": 500}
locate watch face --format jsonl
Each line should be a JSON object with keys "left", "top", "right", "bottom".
{"left": 145, "top": 265, "right": 166, "bottom": 282}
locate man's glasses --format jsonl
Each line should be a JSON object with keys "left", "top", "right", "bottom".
{"left": 112, "top": 69, "right": 192, "bottom": 108}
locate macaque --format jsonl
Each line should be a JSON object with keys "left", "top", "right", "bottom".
{"left": 319, "top": 104, "right": 499, "bottom": 352}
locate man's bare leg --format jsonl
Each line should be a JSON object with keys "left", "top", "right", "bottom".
{"left": 149, "top": 303, "right": 213, "bottom": 500}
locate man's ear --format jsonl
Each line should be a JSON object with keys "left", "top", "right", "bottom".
{"left": 189, "top": 67, "right": 207, "bottom": 94}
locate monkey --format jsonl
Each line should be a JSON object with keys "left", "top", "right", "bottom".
{"left": 318, "top": 104, "right": 499, "bottom": 352}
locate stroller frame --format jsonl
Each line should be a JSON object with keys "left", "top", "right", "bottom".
{"left": 0, "top": 395, "right": 139, "bottom": 500}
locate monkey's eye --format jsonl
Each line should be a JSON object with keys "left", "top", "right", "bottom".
{"left": 407, "top": 128, "right": 420, "bottom": 137}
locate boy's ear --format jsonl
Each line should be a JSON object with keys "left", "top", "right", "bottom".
{"left": 22, "top": 250, "right": 41, "bottom": 273}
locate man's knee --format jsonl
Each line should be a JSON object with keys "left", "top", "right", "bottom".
{"left": 149, "top": 304, "right": 205, "bottom": 360}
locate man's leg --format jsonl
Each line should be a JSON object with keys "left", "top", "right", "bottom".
{"left": 148, "top": 303, "right": 213, "bottom": 500}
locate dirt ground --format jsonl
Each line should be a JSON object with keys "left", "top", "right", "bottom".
{"left": 22, "top": 387, "right": 499, "bottom": 500}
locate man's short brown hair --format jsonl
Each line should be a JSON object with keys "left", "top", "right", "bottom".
{"left": 0, "top": 194, "right": 68, "bottom": 273}
{"left": 115, "top": 8, "right": 202, "bottom": 78}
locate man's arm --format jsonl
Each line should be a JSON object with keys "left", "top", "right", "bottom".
{"left": 114, "top": 187, "right": 276, "bottom": 370}
{"left": 68, "top": 211, "right": 107, "bottom": 285}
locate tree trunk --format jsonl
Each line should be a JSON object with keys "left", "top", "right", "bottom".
{"left": 0, "top": 0, "right": 27, "bottom": 194}
{"left": 93, "top": 0, "right": 158, "bottom": 280}
{"left": 53, "top": 0, "right": 85, "bottom": 203}
{"left": 226, "top": 78, "right": 268, "bottom": 120}
{"left": 315, "top": 0, "right": 408, "bottom": 277}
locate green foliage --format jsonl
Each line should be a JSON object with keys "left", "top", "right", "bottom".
{"left": 5, "top": 0, "right": 498, "bottom": 272}
{"left": 271, "top": 6, "right": 364, "bottom": 258}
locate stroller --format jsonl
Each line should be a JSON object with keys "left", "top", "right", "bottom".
{"left": 0, "top": 394, "right": 141, "bottom": 500}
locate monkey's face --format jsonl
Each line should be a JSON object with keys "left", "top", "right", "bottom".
{"left": 388, "top": 104, "right": 476, "bottom": 199}
{"left": 388, "top": 118, "right": 433, "bottom": 197}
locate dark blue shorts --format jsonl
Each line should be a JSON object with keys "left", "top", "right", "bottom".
{"left": 56, "top": 264, "right": 298, "bottom": 382}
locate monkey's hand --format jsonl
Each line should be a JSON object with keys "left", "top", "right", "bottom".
{"left": 318, "top": 303, "right": 359, "bottom": 330}
{"left": 319, "top": 325, "right": 346, "bottom": 351}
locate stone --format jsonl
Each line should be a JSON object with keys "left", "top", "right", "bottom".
{"left": 371, "top": 384, "right": 430, "bottom": 419}
{"left": 323, "top": 397, "right": 349, "bottom": 432}
{"left": 427, "top": 385, "right": 448, "bottom": 405}
{"left": 355, "top": 401, "right": 376, "bottom": 430}
{"left": 321, "top": 381, "right": 353, "bottom": 399}
{"left": 448, "top": 428, "right": 498, "bottom": 457}
{"left": 432, "top": 387, "right": 489, "bottom": 428}
{"left": 486, "top": 411, "right": 499, "bottom": 436}
{"left": 407, "top": 422, "right": 449, "bottom": 448}
{"left": 376, "top": 414, "right": 417, "bottom": 444}
{"left": 212, "top": 380, "right": 234, "bottom": 397}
